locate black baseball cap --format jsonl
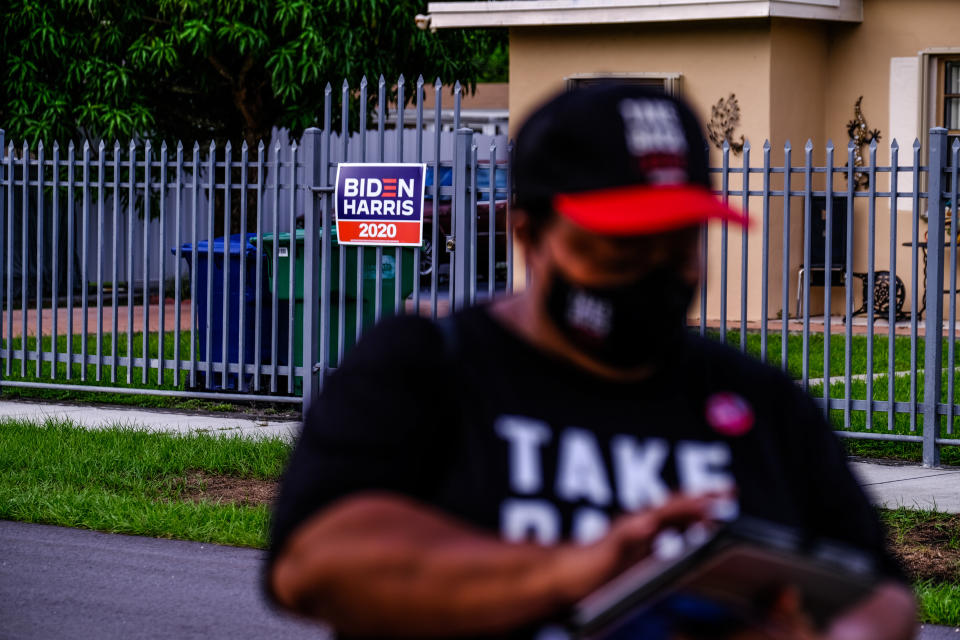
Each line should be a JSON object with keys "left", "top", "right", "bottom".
{"left": 513, "top": 83, "right": 747, "bottom": 235}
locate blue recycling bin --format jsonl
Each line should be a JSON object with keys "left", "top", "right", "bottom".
{"left": 174, "top": 233, "right": 281, "bottom": 390}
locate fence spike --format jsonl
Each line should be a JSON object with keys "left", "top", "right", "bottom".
{"left": 360, "top": 75, "right": 368, "bottom": 88}
{"left": 52, "top": 141, "right": 59, "bottom": 152}
{"left": 434, "top": 77, "right": 442, "bottom": 88}
{"left": 342, "top": 78, "right": 349, "bottom": 91}
{"left": 847, "top": 140, "right": 856, "bottom": 152}
{"left": 783, "top": 140, "right": 791, "bottom": 152}
{"left": 953, "top": 138, "right": 960, "bottom": 152}
{"left": 209, "top": 140, "right": 216, "bottom": 151}
{"left": 129, "top": 140, "right": 136, "bottom": 150}
{"left": 826, "top": 139, "right": 835, "bottom": 152}
{"left": 114, "top": 140, "right": 121, "bottom": 152}
{"left": 762, "top": 139, "right": 770, "bottom": 151}
{"left": 37, "top": 140, "right": 44, "bottom": 153}
{"left": 742, "top": 139, "right": 751, "bottom": 152}
{"left": 379, "top": 74, "right": 385, "bottom": 88}
{"left": 83, "top": 140, "right": 90, "bottom": 152}
{"left": 325, "top": 81, "right": 332, "bottom": 93}
{"left": 869, "top": 138, "right": 878, "bottom": 150}
{"left": 193, "top": 141, "right": 200, "bottom": 152}
{"left": 417, "top": 74, "right": 424, "bottom": 88}
{"left": 891, "top": 138, "right": 899, "bottom": 152}
{"left": 398, "top": 74, "right": 405, "bottom": 87}
{"left": 176, "top": 140, "right": 183, "bottom": 151}
{"left": 454, "top": 79, "right": 461, "bottom": 93}
{"left": 145, "top": 139, "right": 152, "bottom": 152}
{"left": 913, "top": 138, "right": 922, "bottom": 150}
{"left": 225, "top": 140, "right": 232, "bottom": 153}
{"left": 241, "top": 140, "right": 248, "bottom": 152}
{"left": 258, "top": 140, "right": 264, "bottom": 153}
{"left": 67, "top": 140, "right": 75, "bottom": 152}
{"left": 722, "top": 140, "right": 729, "bottom": 152}
{"left": 161, "top": 140, "right": 168, "bottom": 152}
{"left": 805, "top": 138, "right": 813, "bottom": 151}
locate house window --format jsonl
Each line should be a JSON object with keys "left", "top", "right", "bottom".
{"left": 942, "top": 59, "right": 960, "bottom": 151}
{"left": 564, "top": 73, "right": 681, "bottom": 96}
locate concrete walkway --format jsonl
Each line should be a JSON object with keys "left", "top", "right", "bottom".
{"left": 0, "top": 399, "right": 301, "bottom": 441}
{"left": 850, "top": 460, "right": 960, "bottom": 512}
{"left": 4, "top": 399, "right": 960, "bottom": 512}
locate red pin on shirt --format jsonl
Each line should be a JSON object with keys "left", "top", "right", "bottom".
{"left": 705, "top": 392, "right": 755, "bottom": 437}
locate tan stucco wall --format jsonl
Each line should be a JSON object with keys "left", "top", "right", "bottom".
{"left": 506, "top": 0, "right": 960, "bottom": 322}
{"left": 508, "top": 21, "right": 774, "bottom": 319}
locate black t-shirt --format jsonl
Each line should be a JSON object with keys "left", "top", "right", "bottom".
{"left": 267, "top": 305, "right": 902, "bottom": 638}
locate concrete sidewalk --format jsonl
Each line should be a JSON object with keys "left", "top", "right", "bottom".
{"left": 0, "top": 399, "right": 301, "bottom": 441}
{"left": 3, "top": 399, "right": 960, "bottom": 512}
{"left": 850, "top": 460, "right": 960, "bottom": 512}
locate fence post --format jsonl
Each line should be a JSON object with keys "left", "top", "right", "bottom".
{"left": 301, "top": 128, "right": 322, "bottom": 414}
{"left": 922, "top": 127, "right": 949, "bottom": 467}
{"left": 452, "top": 128, "right": 473, "bottom": 312}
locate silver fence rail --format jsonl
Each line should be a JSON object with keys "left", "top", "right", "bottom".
{"left": 1, "top": 74, "right": 958, "bottom": 466}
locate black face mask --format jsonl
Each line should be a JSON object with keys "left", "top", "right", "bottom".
{"left": 544, "top": 266, "right": 695, "bottom": 370}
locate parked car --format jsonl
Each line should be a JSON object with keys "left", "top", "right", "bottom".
{"left": 420, "top": 162, "right": 509, "bottom": 282}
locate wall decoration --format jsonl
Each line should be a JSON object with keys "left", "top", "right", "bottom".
{"left": 846, "top": 96, "right": 882, "bottom": 190}
{"left": 707, "top": 93, "right": 745, "bottom": 155}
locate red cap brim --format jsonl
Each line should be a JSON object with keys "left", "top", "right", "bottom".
{"left": 553, "top": 185, "right": 749, "bottom": 235}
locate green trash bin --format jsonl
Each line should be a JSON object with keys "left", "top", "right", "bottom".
{"left": 254, "top": 229, "right": 416, "bottom": 390}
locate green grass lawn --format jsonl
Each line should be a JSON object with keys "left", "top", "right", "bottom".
{"left": 0, "top": 419, "right": 289, "bottom": 547}
{"left": 0, "top": 331, "right": 299, "bottom": 415}
{"left": 2, "top": 420, "right": 960, "bottom": 625}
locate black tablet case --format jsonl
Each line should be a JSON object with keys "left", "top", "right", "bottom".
{"left": 572, "top": 517, "right": 879, "bottom": 638}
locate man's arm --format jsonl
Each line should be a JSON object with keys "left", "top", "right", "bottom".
{"left": 270, "top": 492, "right": 718, "bottom": 637}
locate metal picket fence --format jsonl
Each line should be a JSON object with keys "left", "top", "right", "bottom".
{"left": 705, "top": 128, "right": 959, "bottom": 467}
{"left": 0, "top": 75, "right": 512, "bottom": 412}
{"left": 2, "top": 73, "right": 960, "bottom": 466}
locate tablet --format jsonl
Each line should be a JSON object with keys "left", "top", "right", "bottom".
{"left": 572, "top": 517, "right": 879, "bottom": 639}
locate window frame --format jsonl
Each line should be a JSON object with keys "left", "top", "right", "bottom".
{"left": 939, "top": 57, "right": 960, "bottom": 150}
{"left": 563, "top": 72, "right": 682, "bottom": 96}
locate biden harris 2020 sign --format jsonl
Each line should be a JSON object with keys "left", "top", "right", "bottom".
{"left": 335, "top": 163, "right": 426, "bottom": 246}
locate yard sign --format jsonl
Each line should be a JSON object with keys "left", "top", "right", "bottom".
{"left": 335, "top": 163, "right": 426, "bottom": 246}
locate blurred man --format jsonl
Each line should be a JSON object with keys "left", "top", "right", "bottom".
{"left": 266, "top": 84, "right": 916, "bottom": 639}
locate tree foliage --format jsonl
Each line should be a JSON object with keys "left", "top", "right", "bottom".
{"left": 1, "top": 0, "right": 505, "bottom": 147}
